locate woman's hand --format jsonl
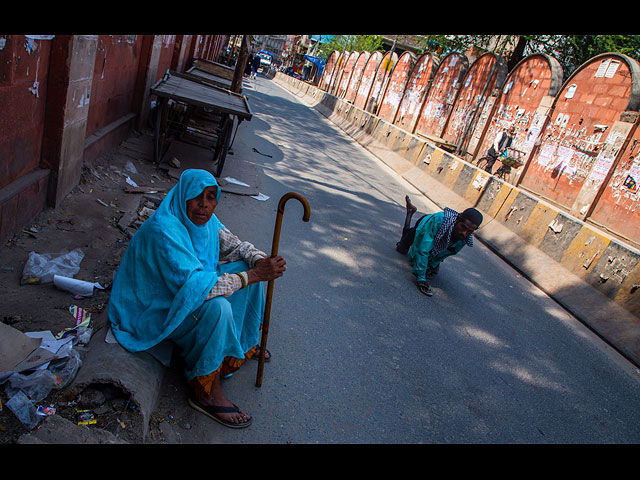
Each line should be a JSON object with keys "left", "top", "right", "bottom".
{"left": 247, "top": 256, "right": 287, "bottom": 284}
{"left": 416, "top": 280, "right": 432, "bottom": 297}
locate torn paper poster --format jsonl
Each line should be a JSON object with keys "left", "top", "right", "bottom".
{"left": 472, "top": 173, "right": 489, "bottom": 191}
{"left": 548, "top": 218, "right": 564, "bottom": 233}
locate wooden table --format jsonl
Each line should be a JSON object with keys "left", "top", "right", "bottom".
{"left": 150, "top": 70, "right": 252, "bottom": 177}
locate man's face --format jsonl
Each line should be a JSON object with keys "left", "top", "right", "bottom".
{"left": 186, "top": 186, "right": 218, "bottom": 225}
{"left": 454, "top": 218, "right": 478, "bottom": 239}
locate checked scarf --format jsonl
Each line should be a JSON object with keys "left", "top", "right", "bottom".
{"left": 429, "top": 207, "right": 474, "bottom": 259}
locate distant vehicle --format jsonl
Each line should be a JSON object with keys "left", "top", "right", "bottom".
{"left": 255, "top": 52, "right": 273, "bottom": 72}
{"left": 284, "top": 66, "right": 301, "bottom": 79}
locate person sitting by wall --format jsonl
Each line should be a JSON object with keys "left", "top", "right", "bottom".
{"left": 108, "top": 169, "right": 286, "bottom": 428}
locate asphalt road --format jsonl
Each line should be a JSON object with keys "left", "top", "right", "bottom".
{"left": 148, "top": 74, "right": 640, "bottom": 444}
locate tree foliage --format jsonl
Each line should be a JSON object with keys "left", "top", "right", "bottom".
{"left": 317, "top": 35, "right": 384, "bottom": 60}
{"left": 416, "top": 35, "right": 640, "bottom": 80}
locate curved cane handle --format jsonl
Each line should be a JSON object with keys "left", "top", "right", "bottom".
{"left": 278, "top": 192, "right": 311, "bottom": 220}
{"left": 270, "top": 192, "right": 311, "bottom": 256}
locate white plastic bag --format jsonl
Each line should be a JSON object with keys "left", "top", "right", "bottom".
{"left": 6, "top": 391, "right": 40, "bottom": 429}
{"left": 21, "top": 248, "right": 85, "bottom": 285}
{"left": 5, "top": 370, "right": 57, "bottom": 402}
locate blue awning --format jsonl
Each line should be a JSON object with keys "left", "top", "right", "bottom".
{"left": 304, "top": 55, "right": 325, "bottom": 67}
{"left": 304, "top": 55, "right": 326, "bottom": 75}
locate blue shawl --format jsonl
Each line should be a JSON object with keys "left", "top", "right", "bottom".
{"left": 108, "top": 169, "right": 224, "bottom": 352}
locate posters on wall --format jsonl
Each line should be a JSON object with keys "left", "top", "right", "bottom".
{"left": 587, "top": 153, "right": 615, "bottom": 183}
{"left": 595, "top": 59, "right": 620, "bottom": 78}
{"left": 537, "top": 144, "right": 556, "bottom": 167}
{"left": 564, "top": 84, "right": 577, "bottom": 99}
{"left": 622, "top": 164, "right": 640, "bottom": 194}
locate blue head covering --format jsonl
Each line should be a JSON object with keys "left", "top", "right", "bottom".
{"left": 161, "top": 168, "right": 222, "bottom": 270}
{"left": 108, "top": 169, "right": 224, "bottom": 351}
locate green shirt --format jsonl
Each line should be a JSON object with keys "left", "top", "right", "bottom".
{"left": 408, "top": 211, "right": 467, "bottom": 282}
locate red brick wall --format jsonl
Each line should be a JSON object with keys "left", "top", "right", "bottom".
{"left": 319, "top": 51, "right": 339, "bottom": 91}
{"left": 336, "top": 51, "right": 359, "bottom": 99}
{"left": 415, "top": 53, "right": 469, "bottom": 139}
{"left": 0, "top": 35, "right": 52, "bottom": 190}
{"left": 590, "top": 122, "right": 640, "bottom": 243}
{"left": 329, "top": 51, "right": 349, "bottom": 94}
{"left": 378, "top": 51, "right": 415, "bottom": 123}
{"left": 353, "top": 51, "right": 382, "bottom": 109}
{"left": 344, "top": 52, "right": 369, "bottom": 103}
{"left": 364, "top": 51, "right": 398, "bottom": 113}
{"left": 442, "top": 53, "right": 503, "bottom": 147}
{"left": 473, "top": 54, "right": 560, "bottom": 162}
{"left": 85, "top": 35, "right": 142, "bottom": 138}
{"left": 393, "top": 53, "right": 438, "bottom": 133}
{"left": 521, "top": 54, "right": 634, "bottom": 210}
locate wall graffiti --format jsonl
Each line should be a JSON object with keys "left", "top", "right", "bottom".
{"left": 319, "top": 48, "right": 640, "bottom": 246}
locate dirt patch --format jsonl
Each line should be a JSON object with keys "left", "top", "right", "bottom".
{"left": 0, "top": 132, "right": 177, "bottom": 443}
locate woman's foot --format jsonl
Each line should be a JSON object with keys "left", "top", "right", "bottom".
{"left": 192, "top": 374, "right": 251, "bottom": 427}
{"left": 189, "top": 397, "right": 252, "bottom": 428}
{"left": 197, "top": 396, "right": 251, "bottom": 426}
{"left": 252, "top": 344, "right": 271, "bottom": 361}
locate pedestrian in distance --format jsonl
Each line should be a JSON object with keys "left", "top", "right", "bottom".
{"left": 244, "top": 54, "right": 254, "bottom": 77}
{"left": 396, "top": 196, "right": 482, "bottom": 296}
{"left": 108, "top": 169, "right": 286, "bottom": 428}
{"left": 484, "top": 125, "right": 515, "bottom": 173}
{"left": 251, "top": 54, "right": 261, "bottom": 79}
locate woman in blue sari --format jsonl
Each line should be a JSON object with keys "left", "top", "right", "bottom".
{"left": 108, "top": 169, "right": 285, "bottom": 428}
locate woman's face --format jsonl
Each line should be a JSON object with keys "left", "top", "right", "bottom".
{"left": 186, "top": 186, "right": 218, "bottom": 225}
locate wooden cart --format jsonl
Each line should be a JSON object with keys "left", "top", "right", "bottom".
{"left": 150, "top": 70, "right": 252, "bottom": 177}
{"left": 185, "top": 65, "right": 233, "bottom": 91}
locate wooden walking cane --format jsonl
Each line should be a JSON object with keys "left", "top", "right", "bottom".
{"left": 256, "top": 192, "right": 310, "bottom": 387}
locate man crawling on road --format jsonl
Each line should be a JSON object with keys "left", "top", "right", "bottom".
{"left": 396, "top": 196, "right": 482, "bottom": 296}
